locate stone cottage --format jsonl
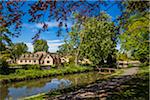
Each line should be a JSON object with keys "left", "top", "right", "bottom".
{"left": 17, "top": 52, "right": 61, "bottom": 66}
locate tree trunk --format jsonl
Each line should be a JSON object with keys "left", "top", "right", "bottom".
{"left": 75, "top": 51, "right": 79, "bottom": 66}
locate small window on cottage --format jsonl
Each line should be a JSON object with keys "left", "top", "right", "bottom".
{"left": 47, "top": 61, "right": 50, "bottom": 63}
{"left": 20, "top": 60, "right": 22, "bottom": 62}
{"left": 25, "top": 60, "right": 27, "bottom": 62}
{"left": 34, "top": 60, "right": 36, "bottom": 63}
{"left": 29, "top": 60, "right": 31, "bottom": 62}
{"left": 47, "top": 56, "right": 49, "bottom": 58}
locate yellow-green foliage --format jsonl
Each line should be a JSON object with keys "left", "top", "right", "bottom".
{"left": 0, "top": 65, "right": 93, "bottom": 82}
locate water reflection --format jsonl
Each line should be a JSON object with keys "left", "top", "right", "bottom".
{"left": 0, "top": 72, "right": 101, "bottom": 100}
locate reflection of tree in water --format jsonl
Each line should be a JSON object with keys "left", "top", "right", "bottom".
{"left": 58, "top": 79, "right": 71, "bottom": 90}
{"left": 10, "top": 78, "right": 52, "bottom": 89}
{"left": 1, "top": 72, "right": 102, "bottom": 99}
{"left": 57, "top": 72, "right": 102, "bottom": 86}
{"left": 0, "top": 85, "right": 9, "bottom": 100}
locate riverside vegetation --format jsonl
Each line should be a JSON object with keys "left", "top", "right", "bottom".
{"left": 25, "top": 65, "right": 149, "bottom": 100}
{"left": 0, "top": 64, "right": 93, "bottom": 84}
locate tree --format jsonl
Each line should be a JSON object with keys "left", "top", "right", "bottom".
{"left": 58, "top": 20, "right": 85, "bottom": 65}
{"left": 118, "top": 1, "right": 149, "bottom": 27}
{"left": 11, "top": 42, "right": 28, "bottom": 61}
{"left": 0, "top": 26, "right": 13, "bottom": 51}
{"left": 120, "top": 14, "right": 149, "bottom": 63}
{"left": 0, "top": 1, "right": 112, "bottom": 40}
{"left": 33, "top": 39, "right": 49, "bottom": 52}
{"left": 58, "top": 12, "right": 118, "bottom": 66}
{"left": 81, "top": 12, "right": 118, "bottom": 66}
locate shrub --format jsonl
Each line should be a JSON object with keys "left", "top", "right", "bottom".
{"left": 28, "top": 65, "right": 40, "bottom": 70}
{"left": 128, "top": 64, "right": 133, "bottom": 68}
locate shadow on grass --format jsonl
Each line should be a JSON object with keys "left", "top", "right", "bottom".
{"left": 108, "top": 73, "right": 149, "bottom": 100}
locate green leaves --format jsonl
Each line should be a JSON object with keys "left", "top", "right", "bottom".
{"left": 11, "top": 42, "right": 28, "bottom": 59}
{"left": 33, "top": 39, "right": 49, "bottom": 52}
{"left": 81, "top": 14, "right": 117, "bottom": 66}
{"left": 120, "top": 14, "right": 149, "bottom": 62}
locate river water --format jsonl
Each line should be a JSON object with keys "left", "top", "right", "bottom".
{"left": 0, "top": 72, "right": 103, "bottom": 100}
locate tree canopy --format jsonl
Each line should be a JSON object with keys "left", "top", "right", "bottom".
{"left": 33, "top": 39, "right": 49, "bottom": 52}
{"left": 11, "top": 42, "right": 28, "bottom": 60}
{"left": 120, "top": 14, "right": 149, "bottom": 63}
{"left": 80, "top": 12, "right": 118, "bottom": 66}
{"left": 58, "top": 12, "right": 118, "bottom": 66}
{"left": 1, "top": 1, "right": 146, "bottom": 40}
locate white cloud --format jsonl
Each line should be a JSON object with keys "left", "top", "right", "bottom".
{"left": 47, "top": 39, "right": 63, "bottom": 43}
{"left": 36, "top": 21, "right": 72, "bottom": 29}
{"left": 36, "top": 22, "right": 59, "bottom": 28}
{"left": 47, "top": 41, "right": 64, "bottom": 52}
{"left": 22, "top": 21, "right": 73, "bottom": 30}
{"left": 48, "top": 42, "right": 64, "bottom": 47}
{"left": 25, "top": 43, "right": 33, "bottom": 52}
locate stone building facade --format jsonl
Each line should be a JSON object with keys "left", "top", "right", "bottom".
{"left": 17, "top": 52, "right": 61, "bottom": 66}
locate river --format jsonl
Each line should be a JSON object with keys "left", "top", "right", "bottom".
{"left": 0, "top": 71, "right": 103, "bottom": 100}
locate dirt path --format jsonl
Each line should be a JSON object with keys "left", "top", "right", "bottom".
{"left": 122, "top": 67, "right": 139, "bottom": 75}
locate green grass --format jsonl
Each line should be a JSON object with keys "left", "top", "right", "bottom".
{"left": 23, "top": 66, "right": 150, "bottom": 100}
{"left": 23, "top": 93, "right": 45, "bottom": 100}
{"left": 109, "top": 66, "right": 149, "bottom": 100}
{"left": 0, "top": 64, "right": 93, "bottom": 83}
{"left": 138, "top": 66, "right": 150, "bottom": 74}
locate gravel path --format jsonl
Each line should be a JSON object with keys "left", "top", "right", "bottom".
{"left": 122, "top": 67, "right": 139, "bottom": 75}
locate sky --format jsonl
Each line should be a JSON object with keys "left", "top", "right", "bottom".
{"left": 11, "top": 1, "right": 121, "bottom": 52}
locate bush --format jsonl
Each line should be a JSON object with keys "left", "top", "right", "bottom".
{"left": 0, "top": 59, "right": 9, "bottom": 74}
{"left": 128, "top": 64, "right": 133, "bottom": 68}
{"left": 23, "top": 64, "right": 40, "bottom": 70}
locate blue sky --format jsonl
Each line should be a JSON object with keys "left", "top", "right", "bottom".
{"left": 11, "top": 1, "right": 121, "bottom": 52}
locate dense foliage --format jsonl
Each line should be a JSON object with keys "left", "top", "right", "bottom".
{"left": 58, "top": 12, "right": 118, "bottom": 67}
{"left": 33, "top": 39, "right": 49, "bottom": 52}
{"left": 0, "top": 65, "right": 93, "bottom": 83}
{"left": 81, "top": 12, "right": 117, "bottom": 66}
{"left": 11, "top": 42, "right": 28, "bottom": 61}
{"left": 119, "top": 5, "right": 149, "bottom": 63}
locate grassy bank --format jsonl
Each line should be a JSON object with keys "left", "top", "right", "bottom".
{"left": 24, "top": 68, "right": 124, "bottom": 100}
{"left": 0, "top": 64, "right": 93, "bottom": 83}
{"left": 24, "top": 66, "right": 149, "bottom": 100}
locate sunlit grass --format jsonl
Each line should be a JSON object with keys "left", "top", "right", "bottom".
{"left": 0, "top": 65, "right": 93, "bottom": 82}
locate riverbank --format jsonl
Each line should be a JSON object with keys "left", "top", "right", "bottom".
{"left": 0, "top": 65, "right": 94, "bottom": 84}
{"left": 24, "top": 68, "right": 124, "bottom": 100}
{"left": 25, "top": 66, "right": 149, "bottom": 100}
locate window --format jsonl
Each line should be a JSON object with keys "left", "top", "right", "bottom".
{"left": 20, "top": 60, "right": 22, "bottom": 62}
{"left": 34, "top": 60, "right": 36, "bottom": 63}
{"left": 25, "top": 60, "right": 27, "bottom": 62}
{"left": 29, "top": 60, "right": 31, "bottom": 62}
{"left": 47, "top": 61, "right": 50, "bottom": 63}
